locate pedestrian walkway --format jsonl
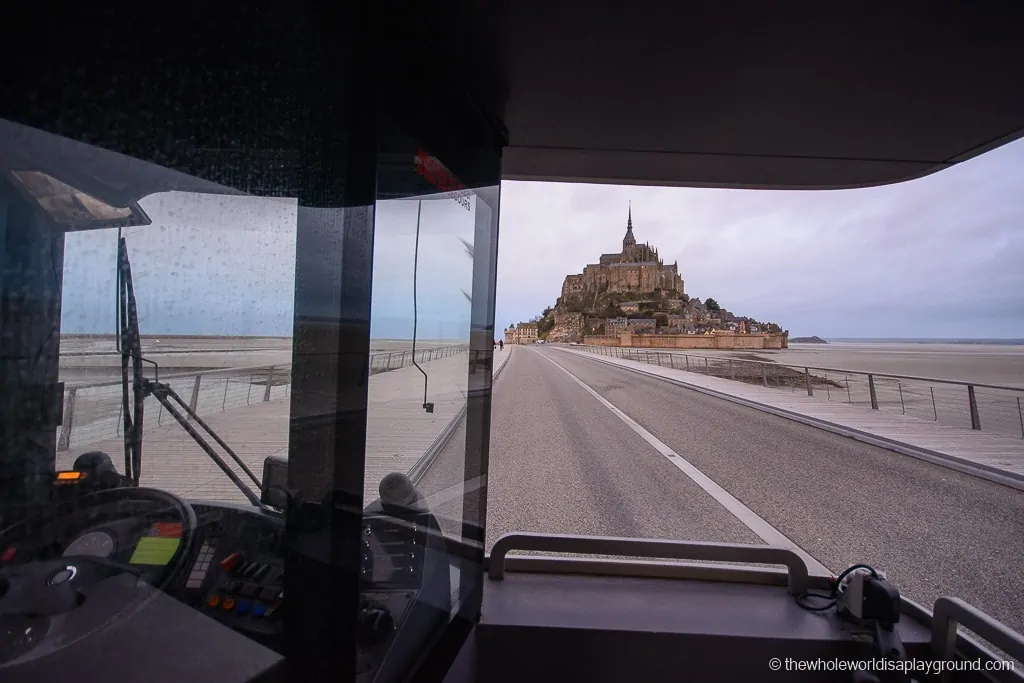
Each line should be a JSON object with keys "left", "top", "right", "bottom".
{"left": 60, "top": 347, "right": 511, "bottom": 505}
{"left": 552, "top": 346, "right": 1024, "bottom": 489}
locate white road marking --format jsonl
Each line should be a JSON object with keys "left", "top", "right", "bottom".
{"left": 538, "top": 350, "right": 832, "bottom": 576}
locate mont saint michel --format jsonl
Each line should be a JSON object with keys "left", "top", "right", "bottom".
{"left": 505, "top": 206, "right": 788, "bottom": 350}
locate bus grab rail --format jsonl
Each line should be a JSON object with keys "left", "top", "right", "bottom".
{"left": 931, "top": 597, "right": 1024, "bottom": 682}
{"left": 487, "top": 532, "right": 810, "bottom": 596}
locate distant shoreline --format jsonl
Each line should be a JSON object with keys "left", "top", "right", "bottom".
{"left": 824, "top": 338, "right": 1024, "bottom": 346}
{"left": 63, "top": 333, "right": 1023, "bottom": 346}
{"left": 60, "top": 334, "right": 459, "bottom": 342}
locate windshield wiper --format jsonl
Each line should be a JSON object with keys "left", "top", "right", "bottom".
{"left": 116, "top": 232, "right": 144, "bottom": 485}
{"left": 115, "top": 234, "right": 264, "bottom": 506}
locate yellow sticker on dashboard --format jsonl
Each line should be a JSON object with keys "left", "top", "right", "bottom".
{"left": 129, "top": 537, "right": 180, "bottom": 565}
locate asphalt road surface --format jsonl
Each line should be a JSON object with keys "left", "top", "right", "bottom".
{"left": 416, "top": 345, "right": 1024, "bottom": 635}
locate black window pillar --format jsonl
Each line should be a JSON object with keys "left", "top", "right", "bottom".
{"left": 282, "top": 2, "right": 379, "bottom": 681}
{"left": 0, "top": 185, "right": 65, "bottom": 516}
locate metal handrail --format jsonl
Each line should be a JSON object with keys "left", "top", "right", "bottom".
{"left": 65, "top": 361, "right": 293, "bottom": 390}
{"left": 488, "top": 532, "right": 810, "bottom": 596}
{"left": 568, "top": 343, "right": 1024, "bottom": 393}
{"left": 64, "top": 343, "right": 468, "bottom": 390}
{"left": 57, "top": 343, "right": 469, "bottom": 451}
{"left": 931, "top": 597, "right": 1024, "bottom": 683}
{"left": 561, "top": 343, "right": 1024, "bottom": 437}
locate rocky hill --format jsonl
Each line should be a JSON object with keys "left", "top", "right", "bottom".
{"left": 533, "top": 288, "right": 783, "bottom": 342}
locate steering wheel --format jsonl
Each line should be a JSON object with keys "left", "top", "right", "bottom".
{"left": 0, "top": 487, "right": 197, "bottom": 665}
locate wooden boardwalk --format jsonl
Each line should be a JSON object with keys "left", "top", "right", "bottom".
{"left": 61, "top": 348, "right": 511, "bottom": 506}
{"left": 553, "top": 347, "right": 1024, "bottom": 488}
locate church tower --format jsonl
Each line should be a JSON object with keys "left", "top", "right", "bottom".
{"left": 622, "top": 202, "right": 636, "bottom": 253}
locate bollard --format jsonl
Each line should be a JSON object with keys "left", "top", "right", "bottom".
{"left": 868, "top": 374, "right": 878, "bottom": 410}
{"left": 762, "top": 365, "right": 768, "bottom": 387}
{"left": 704, "top": 357, "right": 710, "bottom": 375}
{"left": 804, "top": 368, "right": 813, "bottom": 397}
{"left": 730, "top": 359, "right": 735, "bottom": 381}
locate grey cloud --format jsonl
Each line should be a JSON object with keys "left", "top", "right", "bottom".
{"left": 495, "top": 138, "right": 1024, "bottom": 338}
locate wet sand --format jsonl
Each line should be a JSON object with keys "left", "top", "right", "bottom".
{"left": 59, "top": 336, "right": 464, "bottom": 386}
{"left": 767, "top": 342, "right": 1024, "bottom": 388}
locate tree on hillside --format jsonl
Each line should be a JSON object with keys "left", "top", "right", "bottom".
{"left": 705, "top": 297, "right": 721, "bottom": 313}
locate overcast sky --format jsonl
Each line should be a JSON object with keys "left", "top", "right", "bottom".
{"left": 63, "top": 193, "right": 474, "bottom": 339}
{"left": 62, "top": 136, "right": 1024, "bottom": 339}
{"left": 496, "top": 137, "right": 1024, "bottom": 338}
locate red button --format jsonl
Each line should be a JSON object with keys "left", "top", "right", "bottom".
{"left": 1, "top": 547, "right": 15, "bottom": 563}
{"left": 219, "top": 552, "right": 242, "bottom": 572}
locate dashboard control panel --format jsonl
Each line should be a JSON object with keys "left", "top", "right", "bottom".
{"left": 356, "top": 592, "right": 416, "bottom": 676}
{"left": 361, "top": 513, "right": 427, "bottom": 587}
{"left": 202, "top": 552, "right": 284, "bottom": 627}
{"left": 354, "top": 504, "right": 453, "bottom": 683}
{"left": 182, "top": 504, "right": 285, "bottom": 647}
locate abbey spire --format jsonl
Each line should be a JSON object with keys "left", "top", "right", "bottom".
{"left": 622, "top": 201, "right": 636, "bottom": 250}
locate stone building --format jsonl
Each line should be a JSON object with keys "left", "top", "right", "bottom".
{"left": 606, "top": 317, "right": 657, "bottom": 335}
{"left": 504, "top": 322, "right": 538, "bottom": 344}
{"left": 560, "top": 204, "right": 685, "bottom": 299}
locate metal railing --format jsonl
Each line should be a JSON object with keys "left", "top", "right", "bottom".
{"left": 563, "top": 344, "right": 1024, "bottom": 440}
{"left": 57, "top": 343, "right": 468, "bottom": 452}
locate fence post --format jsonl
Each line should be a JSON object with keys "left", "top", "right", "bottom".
{"left": 729, "top": 359, "right": 735, "bottom": 381}
{"left": 57, "top": 387, "right": 77, "bottom": 451}
{"left": 1018, "top": 397, "right": 1023, "bottom": 439}
{"left": 931, "top": 387, "right": 937, "bottom": 420}
{"left": 188, "top": 374, "right": 202, "bottom": 420}
{"left": 898, "top": 382, "right": 905, "bottom": 414}
{"left": 704, "top": 357, "right": 709, "bottom": 375}
{"left": 264, "top": 367, "right": 275, "bottom": 402}
{"left": 223, "top": 377, "right": 230, "bottom": 410}
{"left": 685, "top": 356, "right": 690, "bottom": 371}
{"left": 762, "top": 365, "right": 768, "bottom": 387}
{"left": 805, "top": 368, "right": 813, "bottom": 397}
{"left": 868, "top": 374, "right": 879, "bottom": 410}
{"left": 967, "top": 385, "right": 981, "bottom": 430}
